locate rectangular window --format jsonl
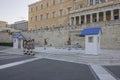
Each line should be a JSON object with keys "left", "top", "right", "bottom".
{"left": 36, "top": 6, "right": 38, "bottom": 11}
{"left": 41, "top": 4, "right": 43, "bottom": 9}
{"left": 35, "top": 16, "right": 37, "bottom": 21}
{"left": 60, "top": 9, "right": 63, "bottom": 16}
{"left": 80, "top": 4, "right": 83, "bottom": 8}
{"left": 30, "top": 17, "right": 33, "bottom": 22}
{"left": 53, "top": 0, "right": 56, "bottom": 5}
{"left": 52, "top": 11, "right": 56, "bottom": 18}
{"left": 46, "top": 2, "right": 49, "bottom": 7}
{"left": 30, "top": 8, "right": 33, "bottom": 12}
{"left": 46, "top": 13, "right": 49, "bottom": 19}
{"left": 114, "top": 16, "right": 119, "bottom": 20}
{"left": 60, "top": 0, "right": 63, "bottom": 4}
{"left": 89, "top": 0, "right": 94, "bottom": 5}
{"left": 40, "top": 15, "right": 43, "bottom": 20}
{"left": 88, "top": 37, "right": 93, "bottom": 43}
{"left": 67, "top": 7, "right": 72, "bottom": 14}
{"left": 95, "top": 0, "right": 99, "bottom": 4}
{"left": 114, "top": 9, "right": 119, "bottom": 20}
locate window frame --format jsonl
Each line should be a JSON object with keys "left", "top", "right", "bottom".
{"left": 35, "top": 16, "right": 37, "bottom": 21}
{"left": 52, "top": 11, "right": 56, "bottom": 18}
{"left": 46, "top": 13, "right": 49, "bottom": 19}
{"left": 46, "top": 2, "right": 49, "bottom": 7}
{"left": 40, "top": 15, "right": 43, "bottom": 20}
{"left": 88, "top": 36, "right": 94, "bottom": 43}
{"left": 41, "top": 4, "right": 43, "bottom": 9}
{"left": 60, "top": 0, "right": 63, "bottom": 4}
{"left": 59, "top": 9, "right": 63, "bottom": 16}
{"left": 67, "top": 7, "right": 72, "bottom": 14}
{"left": 53, "top": 0, "right": 56, "bottom": 5}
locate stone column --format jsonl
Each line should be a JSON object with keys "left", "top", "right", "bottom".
{"left": 72, "top": 17, "right": 74, "bottom": 25}
{"left": 97, "top": 12, "right": 99, "bottom": 22}
{"left": 93, "top": 0, "right": 95, "bottom": 5}
{"left": 79, "top": 15, "right": 81, "bottom": 24}
{"left": 90, "top": 14, "right": 93, "bottom": 23}
{"left": 119, "top": 9, "right": 120, "bottom": 19}
{"left": 84, "top": 15, "right": 87, "bottom": 24}
{"left": 111, "top": 10, "right": 114, "bottom": 20}
{"left": 104, "top": 11, "right": 106, "bottom": 21}
{"left": 69, "top": 17, "right": 72, "bottom": 25}
{"left": 74, "top": 17, "right": 76, "bottom": 25}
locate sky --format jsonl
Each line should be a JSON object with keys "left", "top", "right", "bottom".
{"left": 0, "top": 0, "right": 39, "bottom": 24}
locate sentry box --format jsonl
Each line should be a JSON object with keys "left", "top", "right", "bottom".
{"left": 78, "top": 27, "right": 102, "bottom": 55}
{"left": 13, "top": 33, "right": 23, "bottom": 49}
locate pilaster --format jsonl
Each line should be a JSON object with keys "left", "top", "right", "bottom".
{"left": 84, "top": 15, "right": 87, "bottom": 24}
{"left": 90, "top": 14, "right": 93, "bottom": 23}
{"left": 79, "top": 16, "right": 81, "bottom": 24}
{"left": 97, "top": 13, "right": 99, "bottom": 22}
{"left": 111, "top": 10, "right": 114, "bottom": 20}
{"left": 104, "top": 11, "right": 106, "bottom": 21}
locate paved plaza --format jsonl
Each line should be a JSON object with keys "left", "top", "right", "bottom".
{"left": 0, "top": 46, "right": 120, "bottom": 80}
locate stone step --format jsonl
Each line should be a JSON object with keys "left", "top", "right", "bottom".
{"left": 35, "top": 53, "right": 120, "bottom": 65}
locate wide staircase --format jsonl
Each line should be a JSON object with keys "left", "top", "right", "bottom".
{"left": 33, "top": 48, "right": 120, "bottom": 65}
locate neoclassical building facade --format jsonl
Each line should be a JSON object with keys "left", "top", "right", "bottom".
{"left": 28, "top": 0, "right": 120, "bottom": 30}
{"left": 26, "top": 0, "right": 120, "bottom": 50}
{"left": 28, "top": 0, "right": 75, "bottom": 30}
{"left": 69, "top": 0, "right": 120, "bottom": 26}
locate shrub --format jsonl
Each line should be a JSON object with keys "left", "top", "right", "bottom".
{"left": 0, "top": 42, "right": 13, "bottom": 47}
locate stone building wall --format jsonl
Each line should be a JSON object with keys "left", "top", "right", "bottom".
{"left": 0, "top": 20, "right": 119, "bottom": 50}
{"left": 22, "top": 20, "right": 120, "bottom": 50}
{"left": 0, "top": 21, "right": 7, "bottom": 27}
{"left": 0, "top": 31, "right": 12, "bottom": 43}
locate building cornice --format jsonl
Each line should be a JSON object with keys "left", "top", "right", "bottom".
{"left": 28, "top": 0, "right": 43, "bottom": 7}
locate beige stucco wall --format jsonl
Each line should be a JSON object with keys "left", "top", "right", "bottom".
{"left": 28, "top": 0, "right": 74, "bottom": 30}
